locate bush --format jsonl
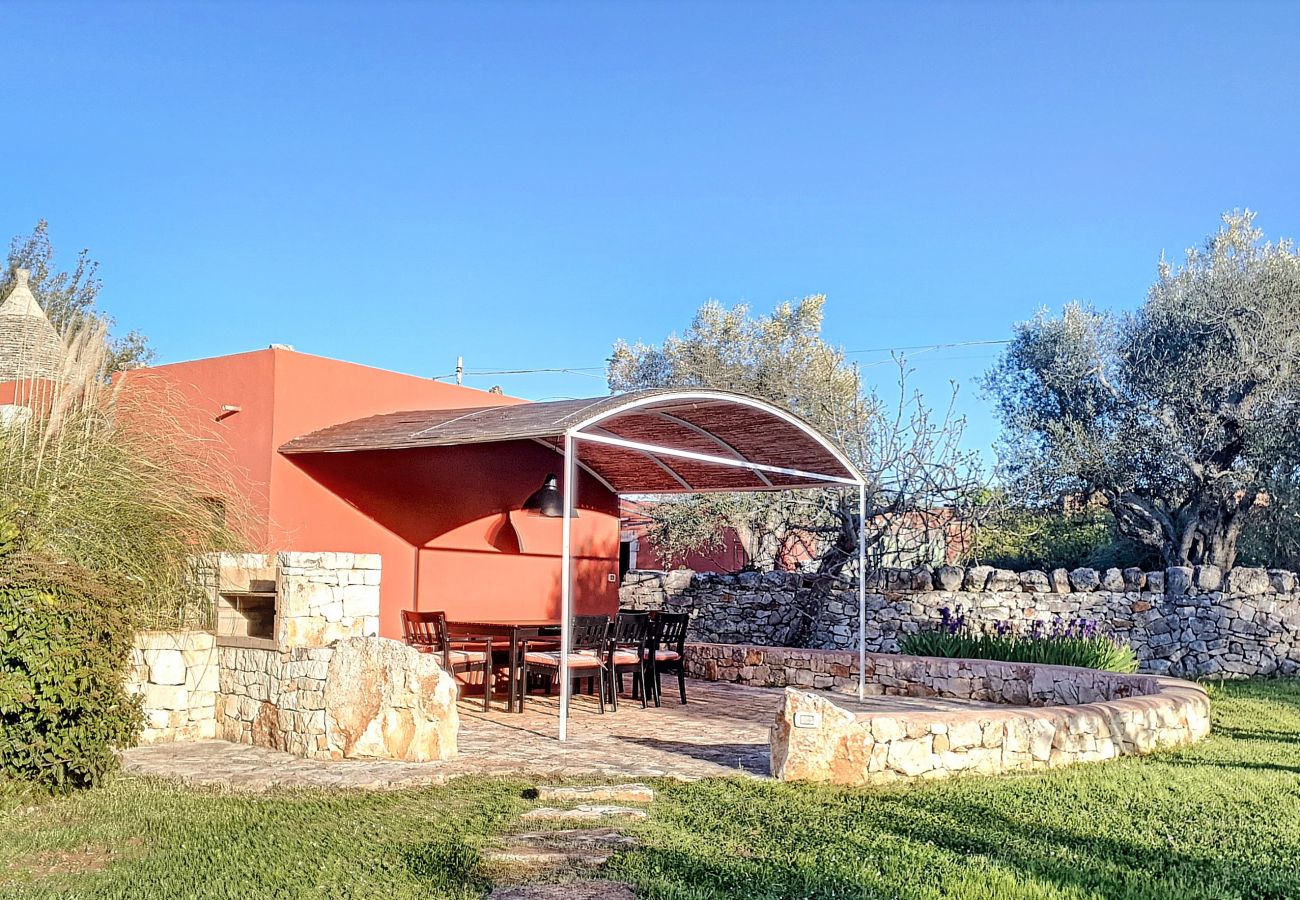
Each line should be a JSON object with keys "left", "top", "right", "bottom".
{"left": 900, "top": 606, "right": 1138, "bottom": 673}
{"left": 0, "top": 555, "right": 141, "bottom": 791}
{"left": 967, "top": 507, "right": 1158, "bottom": 572}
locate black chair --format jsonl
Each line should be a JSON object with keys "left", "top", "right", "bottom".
{"left": 520, "top": 615, "right": 610, "bottom": 714}
{"left": 606, "top": 611, "right": 652, "bottom": 710}
{"left": 647, "top": 612, "right": 689, "bottom": 706}
{"left": 400, "top": 610, "right": 495, "bottom": 710}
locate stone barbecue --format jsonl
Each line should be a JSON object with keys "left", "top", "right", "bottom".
{"left": 127, "top": 551, "right": 457, "bottom": 762}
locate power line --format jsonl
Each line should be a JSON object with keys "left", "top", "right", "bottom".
{"left": 433, "top": 338, "right": 1011, "bottom": 382}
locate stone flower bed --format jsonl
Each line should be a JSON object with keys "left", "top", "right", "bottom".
{"left": 682, "top": 642, "right": 1210, "bottom": 786}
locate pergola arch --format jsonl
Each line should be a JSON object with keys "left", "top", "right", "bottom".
{"left": 281, "top": 388, "right": 870, "bottom": 739}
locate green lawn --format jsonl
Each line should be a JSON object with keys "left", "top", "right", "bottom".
{"left": 2, "top": 679, "right": 1298, "bottom": 900}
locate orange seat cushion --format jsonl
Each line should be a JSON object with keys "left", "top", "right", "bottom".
{"left": 524, "top": 650, "right": 603, "bottom": 668}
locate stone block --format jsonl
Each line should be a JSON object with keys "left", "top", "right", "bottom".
{"left": 143, "top": 683, "right": 189, "bottom": 711}
{"left": 323, "top": 637, "right": 458, "bottom": 761}
{"left": 145, "top": 648, "right": 187, "bottom": 685}
{"left": 1225, "top": 567, "right": 1270, "bottom": 596}
{"left": 1049, "top": 568, "right": 1072, "bottom": 593}
{"left": 1068, "top": 568, "right": 1101, "bottom": 592}
{"left": 1020, "top": 570, "right": 1050, "bottom": 593}
{"left": 342, "top": 584, "right": 379, "bottom": 617}
{"left": 1100, "top": 568, "right": 1125, "bottom": 592}
{"left": 1165, "top": 567, "right": 1194, "bottom": 596}
{"left": 1194, "top": 565, "right": 1223, "bottom": 592}
{"left": 963, "top": 565, "right": 993, "bottom": 591}
{"left": 1122, "top": 567, "right": 1146, "bottom": 591}
{"left": 987, "top": 569, "right": 1021, "bottom": 592}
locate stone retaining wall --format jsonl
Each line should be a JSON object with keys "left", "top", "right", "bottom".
{"left": 772, "top": 676, "right": 1210, "bottom": 785}
{"left": 621, "top": 565, "right": 1300, "bottom": 678}
{"left": 127, "top": 631, "right": 219, "bottom": 744}
{"left": 704, "top": 644, "right": 1215, "bottom": 785}
{"left": 685, "top": 642, "right": 1155, "bottom": 706}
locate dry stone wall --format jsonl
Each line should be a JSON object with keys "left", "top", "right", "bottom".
{"left": 621, "top": 564, "right": 1300, "bottom": 678}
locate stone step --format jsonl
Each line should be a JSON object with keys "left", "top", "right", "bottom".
{"left": 530, "top": 784, "right": 655, "bottom": 804}
{"left": 512, "top": 827, "right": 640, "bottom": 851}
{"left": 483, "top": 830, "right": 637, "bottom": 870}
{"left": 519, "top": 804, "right": 649, "bottom": 823}
{"left": 482, "top": 847, "right": 596, "bottom": 867}
{"left": 488, "top": 881, "right": 636, "bottom": 900}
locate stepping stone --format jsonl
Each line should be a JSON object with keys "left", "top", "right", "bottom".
{"left": 519, "top": 805, "right": 649, "bottom": 823}
{"left": 482, "top": 846, "right": 587, "bottom": 867}
{"left": 484, "top": 826, "right": 638, "bottom": 871}
{"left": 531, "top": 784, "right": 655, "bottom": 804}
{"left": 488, "top": 881, "right": 636, "bottom": 900}
{"left": 513, "top": 828, "right": 640, "bottom": 851}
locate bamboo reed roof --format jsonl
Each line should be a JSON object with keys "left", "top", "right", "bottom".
{"left": 279, "top": 389, "right": 862, "bottom": 494}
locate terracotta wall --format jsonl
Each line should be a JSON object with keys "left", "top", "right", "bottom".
{"left": 122, "top": 348, "right": 621, "bottom": 638}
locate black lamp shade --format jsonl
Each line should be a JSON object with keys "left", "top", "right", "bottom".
{"left": 522, "top": 473, "right": 574, "bottom": 517}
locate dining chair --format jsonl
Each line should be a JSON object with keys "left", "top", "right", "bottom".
{"left": 647, "top": 611, "right": 689, "bottom": 706}
{"left": 400, "top": 609, "right": 496, "bottom": 710}
{"left": 606, "top": 611, "right": 652, "bottom": 711}
{"left": 519, "top": 615, "right": 610, "bottom": 714}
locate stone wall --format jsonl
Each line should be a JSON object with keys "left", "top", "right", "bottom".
{"left": 621, "top": 564, "right": 1300, "bottom": 678}
{"left": 686, "top": 642, "right": 1159, "bottom": 706}
{"left": 772, "top": 674, "right": 1211, "bottom": 786}
{"left": 136, "top": 550, "right": 458, "bottom": 762}
{"left": 681, "top": 643, "right": 1213, "bottom": 786}
{"left": 126, "top": 631, "right": 219, "bottom": 744}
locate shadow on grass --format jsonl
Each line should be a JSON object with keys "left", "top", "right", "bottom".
{"left": 1213, "top": 726, "right": 1300, "bottom": 746}
{"left": 866, "top": 793, "right": 1295, "bottom": 900}
{"left": 401, "top": 834, "right": 490, "bottom": 895}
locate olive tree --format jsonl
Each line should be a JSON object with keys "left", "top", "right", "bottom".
{"left": 985, "top": 211, "right": 1300, "bottom": 568}
{"left": 608, "top": 295, "right": 983, "bottom": 585}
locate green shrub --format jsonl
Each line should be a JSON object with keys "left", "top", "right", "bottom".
{"left": 967, "top": 507, "right": 1158, "bottom": 571}
{"left": 900, "top": 607, "right": 1138, "bottom": 673}
{"left": 0, "top": 555, "right": 141, "bottom": 792}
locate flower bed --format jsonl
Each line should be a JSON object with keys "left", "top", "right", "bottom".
{"left": 900, "top": 605, "right": 1139, "bottom": 672}
{"left": 683, "top": 642, "right": 1211, "bottom": 785}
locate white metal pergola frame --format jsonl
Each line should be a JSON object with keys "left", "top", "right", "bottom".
{"left": 554, "top": 392, "right": 868, "bottom": 741}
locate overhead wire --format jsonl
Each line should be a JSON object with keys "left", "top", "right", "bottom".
{"left": 432, "top": 337, "right": 1011, "bottom": 382}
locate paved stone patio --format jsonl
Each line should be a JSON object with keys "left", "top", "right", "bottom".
{"left": 120, "top": 679, "right": 989, "bottom": 791}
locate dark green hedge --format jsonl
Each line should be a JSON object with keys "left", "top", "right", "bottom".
{"left": 0, "top": 556, "right": 141, "bottom": 791}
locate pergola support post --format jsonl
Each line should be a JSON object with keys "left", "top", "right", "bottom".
{"left": 558, "top": 432, "right": 576, "bottom": 742}
{"left": 858, "top": 484, "right": 867, "bottom": 702}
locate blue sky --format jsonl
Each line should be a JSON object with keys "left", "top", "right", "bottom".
{"left": 5, "top": 1, "right": 1299, "bottom": 457}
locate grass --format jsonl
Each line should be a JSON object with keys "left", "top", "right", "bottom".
{"left": 1, "top": 680, "right": 1298, "bottom": 899}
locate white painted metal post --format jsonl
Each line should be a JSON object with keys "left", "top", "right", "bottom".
{"left": 858, "top": 484, "right": 867, "bottom": 701}
{"left": 558, "top": 432, "right": 576, "bottom": 742}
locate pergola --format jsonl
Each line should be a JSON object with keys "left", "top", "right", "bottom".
{"left": 282, "top": 388, "right": 868, "bottom": 740}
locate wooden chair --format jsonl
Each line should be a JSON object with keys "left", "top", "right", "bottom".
{"left": 520, "top": 615, "right": 610, "bottom": 714}
{"left": 400, "top": 610, "right": 495, "bottom": 710}
{"left": 647, "top": 612, "right": 689, "bottom": 706}
{"left": 605, "top": 611, "right": 652, "bottom": 710}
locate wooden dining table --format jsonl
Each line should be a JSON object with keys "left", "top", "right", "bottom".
{"left": 446, "top": 618, "right": 562, "bottom": 712}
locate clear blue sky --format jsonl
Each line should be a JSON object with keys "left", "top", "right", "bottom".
{"left": 5, "top": 1, "right": 1299, "bottom": 456}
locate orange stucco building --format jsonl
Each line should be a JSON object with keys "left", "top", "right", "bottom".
{"left": 120, "top": 347, "right": 623, "bottom": 639}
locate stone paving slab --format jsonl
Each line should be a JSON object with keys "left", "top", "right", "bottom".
{"left": 120, "top": 679, "right": 992, "bottom": 791}
{"left": 488, "top": 882, "right": 636, "bottom": 900}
